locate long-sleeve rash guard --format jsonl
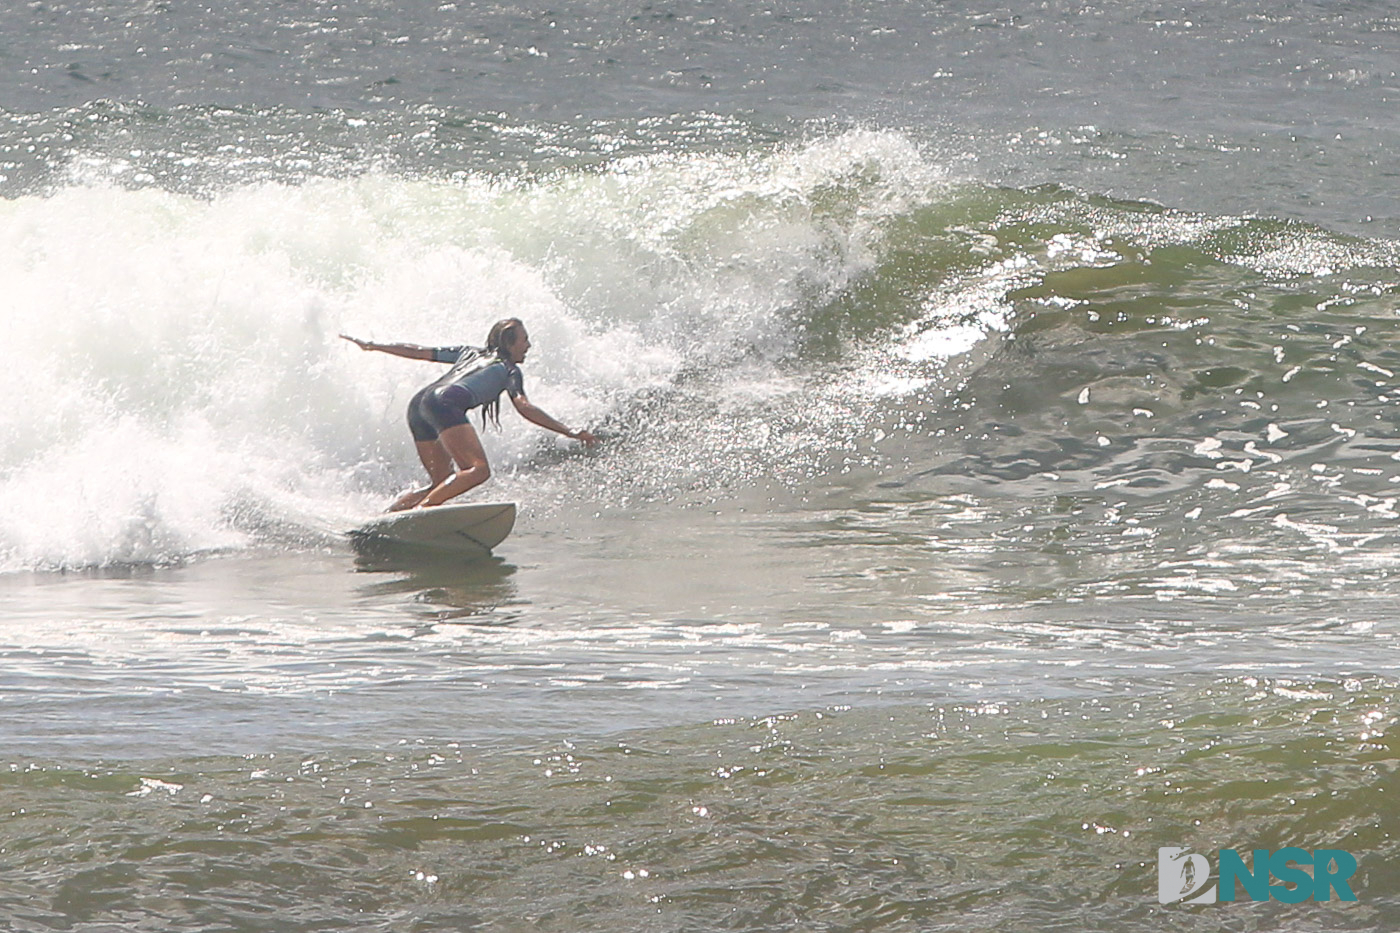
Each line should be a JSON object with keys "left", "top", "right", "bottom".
{"left": 428, "top": 346, "right": 525, "bottom": 406}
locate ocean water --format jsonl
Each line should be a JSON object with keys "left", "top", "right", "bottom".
{"left": 1, "top": 1, "right": 1397, "bottom": 929}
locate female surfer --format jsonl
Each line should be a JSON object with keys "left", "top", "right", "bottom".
{"left": 341, "top": 318, "right": 597, "bottom": 510}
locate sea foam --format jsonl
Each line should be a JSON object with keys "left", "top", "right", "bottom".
{"left": 0, "top": 129, "right": 951, "bottom": 570}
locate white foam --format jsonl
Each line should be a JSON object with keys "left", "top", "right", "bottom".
{"left": 0, "top": 129, "right": 950, "bottom": 569}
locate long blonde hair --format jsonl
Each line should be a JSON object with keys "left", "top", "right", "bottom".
{"left": 479, "top": 318, "right": 524, "bottom": 428}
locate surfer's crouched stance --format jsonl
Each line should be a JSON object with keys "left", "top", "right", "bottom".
{"left": 342, "top": 318, "right": 598, "bottom": 510}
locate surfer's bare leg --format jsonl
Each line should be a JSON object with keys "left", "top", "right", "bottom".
{"left": 389, "top": 441, "right": 454, "bottom": 511}
{"left": 419, "top": 424, "right": 491, "bottom": 507}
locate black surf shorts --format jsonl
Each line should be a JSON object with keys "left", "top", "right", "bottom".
{"left": 407, "top": 384, "right": 477, "bottom": 441}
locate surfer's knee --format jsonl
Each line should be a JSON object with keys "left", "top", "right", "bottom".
{"left": 458, "top": 461, "right": 489, "bottom": 482}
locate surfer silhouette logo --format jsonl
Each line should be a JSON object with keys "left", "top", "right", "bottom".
{"left": 1158, "top": 847, "right": 1217, "bottom": 904}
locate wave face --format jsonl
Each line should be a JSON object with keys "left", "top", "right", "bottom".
{"left": 2, "top": 124, "right": 1399, "bottom": 571}
{"left": 0, "top": 127, "right": 934, "bottom": 569}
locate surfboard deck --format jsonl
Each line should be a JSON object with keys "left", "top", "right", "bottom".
{"left": 348, "top": 501, "right": 516, "bottom": 557}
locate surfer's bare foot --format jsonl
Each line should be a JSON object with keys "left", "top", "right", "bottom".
{"left": 388, "top": 488, "right": 431, "bottom": 511}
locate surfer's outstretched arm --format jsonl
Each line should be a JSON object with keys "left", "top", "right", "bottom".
{"left": 511, "top": 394, "right": 598, "bottom": 446}
{"left": 340, "top": 334, "right": 448, "bottom": 362}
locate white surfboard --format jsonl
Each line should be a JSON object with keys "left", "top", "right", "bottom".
{"left": 348, "top": 501, "right": 516, "bottom": 557}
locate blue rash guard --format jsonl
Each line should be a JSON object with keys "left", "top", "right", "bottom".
{"left": 406, "top": 346, "right": 526, "bottom": 441}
